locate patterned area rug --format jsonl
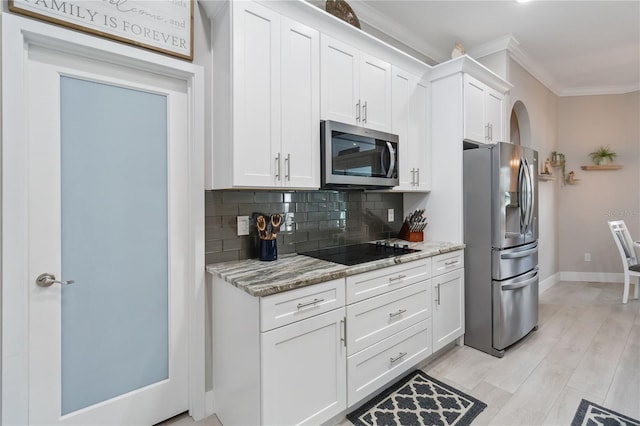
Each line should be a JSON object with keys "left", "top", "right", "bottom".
{"left": 571, "top": 399, "right": 640, "bottom": 426}
{"left": 347, "top": 370, "right": 487, "bottom": 426}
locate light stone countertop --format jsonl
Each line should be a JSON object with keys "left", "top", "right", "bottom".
{"left": 206, "top": 240, "right": 465, "bottom": 297}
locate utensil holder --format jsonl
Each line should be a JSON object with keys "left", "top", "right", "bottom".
{"left": 259, "top": 239, "right": 277, "bottom": 261}
{"left": 398, "top": 222, "right": 423, "bottom": 242}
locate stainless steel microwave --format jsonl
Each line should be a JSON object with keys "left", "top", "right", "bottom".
{"left": 320, "top": 120, "right": 399, "bottom": 189}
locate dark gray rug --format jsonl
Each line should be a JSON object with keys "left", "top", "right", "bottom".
{"left": 347, "top": 370, "right": 486, "bottom": 426}
{"left": 571, "top": 399, "right": 640, "bottom": 426}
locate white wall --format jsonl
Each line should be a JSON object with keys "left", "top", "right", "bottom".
{"left": 507, "top": 59, "right": 559, "bottom": 285}
{"left": 557, "top": 92, "right": 640, "bottom": 275}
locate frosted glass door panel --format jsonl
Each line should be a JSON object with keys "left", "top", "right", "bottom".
{"left": 60, "top": 77, "right": 168, "bottom": 415}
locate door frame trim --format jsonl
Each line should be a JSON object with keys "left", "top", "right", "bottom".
{"left": 1, "top": 13, "right": 206, "bottom": 424}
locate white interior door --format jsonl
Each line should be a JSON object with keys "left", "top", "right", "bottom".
{"left": 24, "top": 43, "right": 189, "bottom": 425}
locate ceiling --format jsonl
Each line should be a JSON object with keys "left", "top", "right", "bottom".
{"left": 345, "top": 1, "right": 640, "bottom": 96}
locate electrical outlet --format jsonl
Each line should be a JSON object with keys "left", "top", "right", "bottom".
{"left": 237, "top": 216, "right": 250, "bottom": 236}
{"left": 387, "top": 208, "right": 394, "bottom": 222}
{"left": 584, "top": 253, "right": 592, "bottom": 262}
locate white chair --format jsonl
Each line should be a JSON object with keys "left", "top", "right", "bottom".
{"left": 608, "top": 220, "right": 640, "bottom": 303}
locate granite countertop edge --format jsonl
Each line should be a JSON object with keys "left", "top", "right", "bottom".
{"left": 206, "top": 240, "right": 465, "bottom": 297}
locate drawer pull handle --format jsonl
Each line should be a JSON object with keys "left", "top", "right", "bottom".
{"left": 297, "top": 298, "right": 324, "bottom": 310}
{"left": 390, "top": 352, "right": 408, "bottom": 363}
{"left": 388, "top": 274, "right": 407, "bottom": 282}
{"left": 389, "top": 309, "right": 407, "bottom": 319}
{"left": 444, "top": 260, "right": 459, "bottom": 266}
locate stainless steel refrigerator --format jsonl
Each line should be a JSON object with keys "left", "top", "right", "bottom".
{"left": 463, "top": 142, "right": 539, "bottom": 358}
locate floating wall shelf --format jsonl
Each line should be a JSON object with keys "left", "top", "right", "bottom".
{"left": 538, "top": 174, "right": 555, "bottom": 181}
{"left": 580, "top": 165, "right": 623, "bottom": 171}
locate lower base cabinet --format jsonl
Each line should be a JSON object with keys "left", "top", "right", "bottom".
{"left": 262, "top": 308, "right": 346, "bottom": 425}
{"left": 432, "top": 268, "right": 465, "bottom": 352}
{"left": 212, "top": 251, "right": 465, "bottom": 425}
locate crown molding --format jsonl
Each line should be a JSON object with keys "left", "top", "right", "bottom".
{"left": 467, "top": 34, "right": 563, "bottom": 96}
{"left": 559, "top": 84, "right": 640, "bottom": 97}
{"left": 347, "top": 0, "right": 446, "bottom": 64}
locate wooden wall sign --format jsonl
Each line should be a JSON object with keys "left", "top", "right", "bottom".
{"left": 8, "top": 0, "right": 193, "bottom": 61}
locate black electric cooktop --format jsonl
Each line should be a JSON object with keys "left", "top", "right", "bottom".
{"left": 299, "top": 242, "right": 420, "bottom": 266}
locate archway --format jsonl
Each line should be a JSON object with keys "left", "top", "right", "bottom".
{"left": 510, "top": 100, "right": 531, "bottom": 147}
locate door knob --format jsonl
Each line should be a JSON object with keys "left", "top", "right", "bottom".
{"left": 36, "top": 273, "right": 75, "bottom": 287}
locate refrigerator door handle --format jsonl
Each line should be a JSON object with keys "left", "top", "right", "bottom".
{"left": 518, "top": 159, "right": 527, "bottom": 233}
{"left": 500, "top": 244, "right": 538, "bottom": 259}
{"left": 500, "top": 268, "right": 539, "bottom": 291}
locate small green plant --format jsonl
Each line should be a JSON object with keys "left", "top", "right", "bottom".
{"left": 589, "top": 146, "right": 617, "bottom": 165}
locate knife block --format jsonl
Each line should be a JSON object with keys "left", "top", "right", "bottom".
{"left": 398, "top": 222, "right": 423, "bottom": 242}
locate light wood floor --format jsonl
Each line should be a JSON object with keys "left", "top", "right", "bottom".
{"left": 422, "top": 280, "right": 640, "bottom": 425}
{"left": 162, "top": 281, "right": 639, "bottom": 426}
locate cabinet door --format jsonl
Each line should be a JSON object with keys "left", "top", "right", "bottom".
{"left": 281, "top": 17, "right": 320, "bottom": 188}
{"left": 463, "top": 75, "right": 487, "bottom": 144}
{"left": 261, "top": 308, "right": 346, "bottom": 426}
{"left": 232, "top": 1, "right": 281, "bottom": 186}
{"left": 485, "top": 88, "right": 504, "bottom": 143}
{"left": 432, "top": 268, "right": 465, "bottom": 352}
{"left": 321, "top": 35, "right": 359, "bottom": 125}
{"left": 391, "top": 67, "right": 414, "bottom": 190}
{"left": 359, "top": 53, "right": 391, "bottom": 132}
{"left": 412, "top": 78, "right": 431, "bottom": 191}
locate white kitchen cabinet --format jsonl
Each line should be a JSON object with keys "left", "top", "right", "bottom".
{"left": 463, "top": 74, "right": 504, "bottom": 144}
{"left": 391, "top": 66, "right": 431, "bottom": 191}
{"left": 345, "top": 259, "right": 433, "bottom": 407}
{"left": 321, "top": 34, "right": 391, "bottom": 132}
{"left": 431, "top": 251, "right": 465, "bottom": 352}
{"left": 209, "top": 1, "right": 319, "bottom": 189}
{"left": 212, "top": 277, "right": 345, "bottom": 426}
{"left": 262, "top": 308, "right": 346, "bottom": 426}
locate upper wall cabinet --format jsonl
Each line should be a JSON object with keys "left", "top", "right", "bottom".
{"left": 391, "top": 67, "right": 431, "bottom": 191}
{"left": 209, "top": 1, "right": 320, "bottom": 189}
{"left": 321, "top": 35, "right": 392, "bottom": 133}
{"left": 463, "top": 74, "right": 504, "bottom": 144}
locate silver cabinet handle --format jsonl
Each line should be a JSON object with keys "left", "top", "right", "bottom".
{"left": 410, "top": 168, "right": 416, "bottom": 186}
{"left": 390, "top": 352, "right": 408, "bottom": 363}
{"left": 362, "top": 101, "right": 367, "bottom": 123}
{"left": 415, "top": 168, "right": 420, "bottom": 186}
{"left": 388, "top": 274, "right": 407, "bottom": 282}
{"left": 389, "top": 309, "right": 407, "bottom": 318}
{"left": 340, "top": 318, "right": 346, "bottom": 347}
{"left": 436, "top": 284, "right": 441, "bottom": 305}
{"left": 485, "top": 123, "right": 490, "bottom": 141}
{"left": 297, "top": 298, "right": 324, "bottom": 310}
{"left": 285, "top": 153, "right": 291, "bottom": 181}
{"left": 490, "top": 123, "right": 494, "bottom": 141}
{"left": 36, "top": 273, "right": 75, "bottom": 287}
{"left": 356, "top": 100, "right": 361, "bottom": 122}
{"left": 275, "top": 153, "right": 281, "bottom": 181}
{"left": 444, "top": 260, "right": 459, "bottom": 267}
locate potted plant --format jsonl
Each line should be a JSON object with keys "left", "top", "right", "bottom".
{"left": 589, "top": 145, "right": 617, "bottom": 165}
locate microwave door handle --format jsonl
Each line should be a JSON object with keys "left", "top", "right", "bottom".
{"left": 385, "top": 141, "right": 396, "bottom": 178}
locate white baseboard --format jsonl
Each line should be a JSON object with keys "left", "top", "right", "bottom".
{"left": 539, "top": 272, "right": 561, "bottom": 294}
{"left": 560, "top": 271, "right": 624, "bottom": 283}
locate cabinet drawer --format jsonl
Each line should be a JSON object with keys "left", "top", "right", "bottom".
{"left": 346, "top": 259, "right": 430, "bottom": 304}
{"left": 260, "top": 279, "right": 345, "bottom": 332}
{"left": 347, "top": 319, "right": 432, "bottom": 407}
{"left": 432, "top": 250, "right": 464, "bottom": 277}
{"left": 346, "top": 280, "right": 431, "bottom": 356}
